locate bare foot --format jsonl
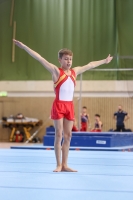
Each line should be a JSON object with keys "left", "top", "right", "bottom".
{"left": 61, "top": 166, "right": 78, "bottom": 172}
{"left": 53, "top": 165, "right": 62, "bottom": 172}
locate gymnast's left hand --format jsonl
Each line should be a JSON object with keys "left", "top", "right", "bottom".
{"left": 105, "top": 54, "right": 113, "bottom": 64}
{"left": 13, "top": 39, "right": 25, "bottom": 49}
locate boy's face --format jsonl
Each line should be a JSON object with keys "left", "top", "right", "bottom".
{"left": 59, "top": 54, "right": 72, "bottom": 69}
{"left": 82, "top": 108, "right": 87, "bottom": 114}
{"left": 95, "top": 116, "right": 99, "bottom": 121}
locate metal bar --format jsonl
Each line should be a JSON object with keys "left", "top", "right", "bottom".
{"left": 78, "top": 73, "right": 82, "bottom": 130}
{"left": 12, "top": 21, "right": 16, "bottom": 62}
{"left": 90, "top": 68, "right": 133, "bottom": 71}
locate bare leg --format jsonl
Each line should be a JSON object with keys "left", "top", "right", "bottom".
{"left": 61, "top": 118, "right": 77, "bottom": 172}
{"left": 53, "top": 119, "right": 63, "bottom": 172}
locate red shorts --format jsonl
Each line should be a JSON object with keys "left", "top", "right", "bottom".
{"left": 72, "top": 125, "right": 78, "bottom": 132}
{"left": 91, "top": 129, "right": 102, "bottom": 132}
{"left": 51, "top": 100, "right": 75, "bottom": 121}
{"left": 80, "top": 122, "right": 87, "bottom": 132}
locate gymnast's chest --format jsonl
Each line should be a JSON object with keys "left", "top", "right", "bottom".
{"left": 60, "top": 77, "right": 75, "bottom": 92}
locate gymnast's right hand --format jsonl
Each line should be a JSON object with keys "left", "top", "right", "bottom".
{"left": 13, "top": 39, "right": 25, "bottom": 49}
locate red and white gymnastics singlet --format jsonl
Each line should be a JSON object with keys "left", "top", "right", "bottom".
{"left": 51, "top": 68, "right": 76, "bottom": 121}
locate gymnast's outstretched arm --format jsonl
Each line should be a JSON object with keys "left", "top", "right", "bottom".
{"left": 13, "top": 39, "right": 60, "bottom": 76}
{"left": 73, "top": 54, "right": 113, "bottom": 76}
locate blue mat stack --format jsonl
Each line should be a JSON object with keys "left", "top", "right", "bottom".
{"left": 43, "top": 127, "right": 133, "bottom": 148}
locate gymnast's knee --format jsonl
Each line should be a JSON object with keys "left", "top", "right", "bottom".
{"left": 55, "top": 130, "right": 62, "bottom": 142}
{"left": 63, "top": 132, "right": 72, "bottom": 142}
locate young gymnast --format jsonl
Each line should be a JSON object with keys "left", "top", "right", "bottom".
{"left": 91, "top": 114, "right": 103, "bottom": 132}
{"left": 13, "top": 39, "right": 113, "bottom": 172}
{"left": 80, "top": 106, "right": 89, "bottom": 132}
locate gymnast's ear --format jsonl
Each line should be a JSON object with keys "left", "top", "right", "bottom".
{"left": 58, "top": 58, "right": 62, "bottom": 63}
